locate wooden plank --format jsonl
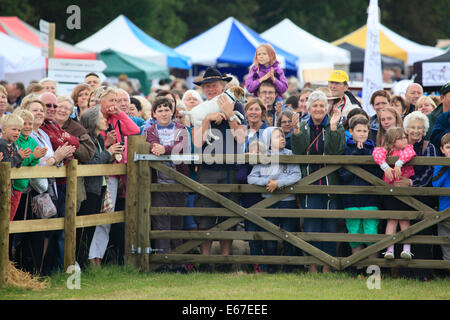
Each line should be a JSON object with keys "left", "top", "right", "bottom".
{"left": 64, "top": 160, "right": 78, "bottom": 271}
{"left": 150, "top": 207, "right": 435, "bottom": 220}
{"left": 124, "top": 136, "right": 144, "bottom": 268}
{"left": 149, "top": 254, "right": 326, "bottom": 266}
{"left": 150, "top": 230, "right": 450, "bottom": 245}
{"left": 77, "top": 164, "right": 126, "bottom": 177}
{"left": 342, "top": 208, "right": 450, "bottom": 269}
{"left": 10, "top": 218, "right": 64, "bottom": 234}
{"left": 10, "top": 164, "right": 126, "bottom": 179}
{"left": 11, "top": 165, "right": 67, "bottom": 179}
{"left": 149, "top": 183, "right": 450, "bottom": 196}
{"left": 9, "top": 212, "right": 125, "bottom": 234}
{"left": 149, "top": 162, "right": 341, "bottom": 269}
{"left": 148, "top": 164, "right": 342, "bottom": 271}
{"left": 137, "top": 142, "right": 151, "bottom": 272}
{"left": 76, "top": 211, "right": 125, "bottom": 228}
{"left": 353, "top": 258, "right": 450, "bottom": 269}
{"left": 0, "top": 163, "right": 11, "bottom": 287}
{"left": 344, "top": 165, "right": 438, "bottom": 213}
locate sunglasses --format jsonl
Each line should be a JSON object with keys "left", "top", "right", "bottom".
{"left": 46, "top": 103, "right": 57, "bottom": 109}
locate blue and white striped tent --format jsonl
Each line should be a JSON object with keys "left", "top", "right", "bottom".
{"left": 76, "top": 15, "right": 191, "bottom": 70}
{"left": 175, "top": 17, "right": 298, "bottom": 73}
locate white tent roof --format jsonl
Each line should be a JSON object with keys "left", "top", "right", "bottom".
{"left": 174, "top": 17, "right": 298, "bottom": 71}
{"left": 378, "top": 24, "right": 444, "bottom": 65}
{"left": 76, "top": 15, "right": 167, "bottom": 67}
{"left": 0, "top": 32, "right": 45, "bottom": 84}
{"left": 261, "top": 18, "right": 351, "bottom": 68}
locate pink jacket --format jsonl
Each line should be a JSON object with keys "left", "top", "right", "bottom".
{"left": 372, "top": 144, "right": 416, "bottom": 184}
{"left": 101, "top": 111, "right": 140, "bottom": 164}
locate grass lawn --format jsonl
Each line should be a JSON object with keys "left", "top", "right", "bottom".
{"left": 1, "top": 265, "right": 449, "bottom": 300}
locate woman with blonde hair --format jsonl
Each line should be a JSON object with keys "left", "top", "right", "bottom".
{"left": 415, "top": 95, "right": 437, "bottom": 115}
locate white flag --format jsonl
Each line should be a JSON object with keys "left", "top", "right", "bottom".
{"left": 362, "top": 0, "right": 383, "bottom": 117}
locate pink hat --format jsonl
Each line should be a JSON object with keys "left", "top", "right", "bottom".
{"left": 39, "top": 92, "right": 57, "bottom": 105}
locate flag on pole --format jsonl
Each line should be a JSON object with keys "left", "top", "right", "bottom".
{"left": 362, "top": 0, "right": 383, "bottom": 117}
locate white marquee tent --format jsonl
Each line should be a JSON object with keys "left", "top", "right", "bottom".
{"left": 261, "top": 18, "right": 351, "bottom": 74}
{"left": 0, "top": 32, "right": 45, "bottom": 84}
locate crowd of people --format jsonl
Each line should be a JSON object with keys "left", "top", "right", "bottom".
{"left": 0, "top": 43, "right": 449, "bottom": 280}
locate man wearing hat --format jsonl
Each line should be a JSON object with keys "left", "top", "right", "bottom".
{"left": 192, "top": 67, "right": 247, "bottom": 271}
{"left": 327, "top": 70, "right": 361, "bottom": 118}
{"left": 426, "top": 82, "right": 450, "bottom": 141}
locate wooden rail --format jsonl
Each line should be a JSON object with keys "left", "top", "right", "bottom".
{"left": 0, "top": 160, "right": 127, "bottom": 287}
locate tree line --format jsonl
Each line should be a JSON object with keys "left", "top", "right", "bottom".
{"left": 0, "top": 0, "right": 447, "bottom": 48}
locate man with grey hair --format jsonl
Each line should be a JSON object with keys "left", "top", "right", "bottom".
{"left": 116, "top": 88, "right": 131, "bottom": 114}
{"left": 192, "top": 67, "right": 247, "bottom": 272}
{"left": 404, "top": 83, "right": 423, "bottom": 115}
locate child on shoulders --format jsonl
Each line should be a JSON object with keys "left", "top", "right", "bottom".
{"left": 245, "top": 44, "right": 288, "bottom": 100}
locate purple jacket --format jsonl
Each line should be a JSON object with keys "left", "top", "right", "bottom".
{"left": 245, "top": 61, "right": 288, "bottom": 99}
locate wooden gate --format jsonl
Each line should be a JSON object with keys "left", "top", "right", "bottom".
{"left": 128, "top": 136, "right": 450, "bottom": 272}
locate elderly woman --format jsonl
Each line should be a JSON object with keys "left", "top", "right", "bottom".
{"left": 55, "top": 95, "right": 95, "bottom": 164}
{"left": 393, "top": 111, "right": 437, "bottom": 280}
{"left": 71, "top": 83, "right": 91, "bottom": 120}
{"left": 78, "top": 106, "right": 124, "bottom": 267}
{"left": 20, "top": 97, "right": 75, "bottom": 274}
{"left": 89, "top": 86, "right": 139, "bottom": 266}
{"left": 181, "top": 89, "right": 203, "bottom": 111}
{"left": 277, "top": 109, "right": 294, "bottom": 150}
{"left": 292, "top": 90, "right": 346, "bottom": 273}
{"left": 415, "top": 95, "right": 437, "bottom": 115}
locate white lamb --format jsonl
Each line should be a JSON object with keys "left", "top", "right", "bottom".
{"left": 181, "top": 86, "right": 245, "bottom": 144}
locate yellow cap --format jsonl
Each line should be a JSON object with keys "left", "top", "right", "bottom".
{"left": 328, "top": 70, "right": 349, "bottom": 83}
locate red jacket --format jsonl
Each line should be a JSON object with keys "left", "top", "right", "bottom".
{"left": 101, "top": 111, "right": 140, "bottom": 164}
{"left": 40, "top": 120, "right": 80, "bottom": 162}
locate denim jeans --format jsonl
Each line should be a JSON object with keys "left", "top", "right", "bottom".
{"left": 302, "top": 194, "right": 341, "bottom": 257}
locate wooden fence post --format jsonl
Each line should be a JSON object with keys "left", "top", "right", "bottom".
{"left": 137, "top": 142, "right": 151, "bottom": 272}
{"left": 64, "top": 159, "right": 77, "bottom": 271}
{"left": 0, "top": 163, "right": 11, "bottom": 287}
{"left": 125, "top": 135, "right": 145, "bottom": 268}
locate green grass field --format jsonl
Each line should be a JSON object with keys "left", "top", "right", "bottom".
{"left": 1, "top": 265, "right": 449, "bottom": 300}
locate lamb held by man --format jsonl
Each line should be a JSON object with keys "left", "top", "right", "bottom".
{"left": 181, "top": 86, "right": 245, "bottom": 144}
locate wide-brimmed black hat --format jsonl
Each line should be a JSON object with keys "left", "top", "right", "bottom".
{"left": 193, "top": 67, "right": 232, "bottom": 86}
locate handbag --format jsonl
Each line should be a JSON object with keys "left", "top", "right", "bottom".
{"left": 31, "top": 192, "right": 57, "bottom": 219}
{"left": 29, "top": 178, "right": 49, "bottom": 194}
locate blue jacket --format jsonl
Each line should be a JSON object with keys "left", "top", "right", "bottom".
{"left": 432, "top": 165, "right": 450, "bottom": 213}
{"left": 430, "top": 111, "right": 450, "bottom": 152}
{"left": 337, "top": 138, "right": 383, "bottom": 209}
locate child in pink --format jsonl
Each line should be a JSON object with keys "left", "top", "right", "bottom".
{"left": 372, "top": 127, "right": 416, "bottom": 260}
{"left": 245, "top": 43, "right": 288, "bottom": 100}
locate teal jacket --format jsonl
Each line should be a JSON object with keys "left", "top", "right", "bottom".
{"left": 13, "top": 134, "right": 40, "bottom": 192}
{"left": 291, "top": 116, "right": 346, "bottom": 186}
